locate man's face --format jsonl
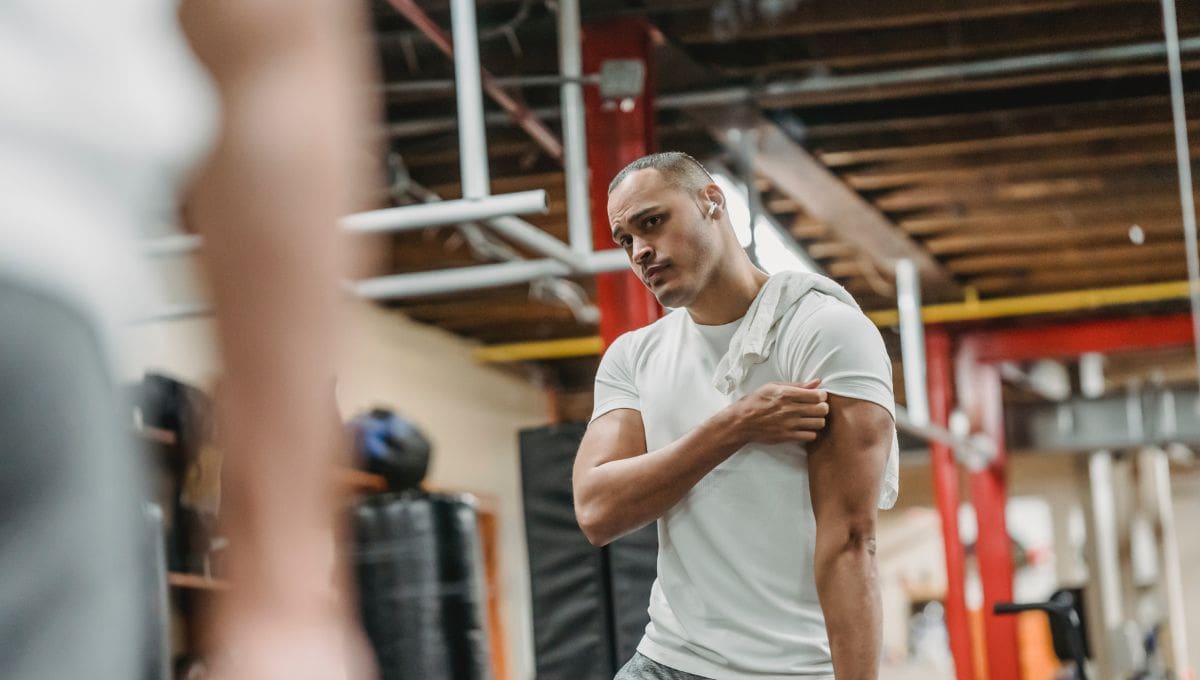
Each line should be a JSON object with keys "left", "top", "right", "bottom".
{"left": 607, "top": 168, "right": 720, "bottom": 309}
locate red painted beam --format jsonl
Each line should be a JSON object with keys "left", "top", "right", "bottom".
{"left": 961, "top": 359, "right": 1022, "bottom": 680}
{"left": 926, "top": 329, "right": 977, "bottom": 680}
{"left": 583, "top": 18, "right": 662, "bottom": 345}
{"left": 961, "top": 312, "right": 1194, "bottom": 363}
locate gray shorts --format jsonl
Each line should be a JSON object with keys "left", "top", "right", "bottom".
{"left": 614, "top": 652, "right": 712, "bottom": 680}
{"left": 0, "top": 279, "right": 143, "bottom": 679}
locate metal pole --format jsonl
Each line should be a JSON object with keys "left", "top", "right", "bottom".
{"left": 343, "top": 191, "right": 546, "bottom": 233}
{"left": 558, "top": 0, "right": 593, "bottom": 255}
{"left": 143, "top": 190, "right": 551, "bottom": 257}
{"left": 1158, "top": 0, "right": 1200, "bottom": 396}
{"left": 450, "top": 0, "right": 489, "bottom": 198}
{"left": 352, "top": 249, "right": 628, "bottom": 300}
{"left": 896, "top": 259, "right": 930, "bottom": 428}
{"left": 386, "top": 0, "right": 564, "bottom": 160}
{"left": 1143, "top": 448, "right": 1191, "bottom": 675}
{"left": 141, "top": 233, "right": 203, "bottom": 258}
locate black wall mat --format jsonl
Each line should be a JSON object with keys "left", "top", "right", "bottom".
{"left": 519, "top": 424, "right": 658, "bottom": 680}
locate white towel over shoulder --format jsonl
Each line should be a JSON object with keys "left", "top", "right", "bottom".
{"left": 712, "top": 271, "right": 900, "bottom": 509}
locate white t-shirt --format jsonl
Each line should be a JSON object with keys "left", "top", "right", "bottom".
{"left": 590, "top": 291, "right": 897, "bottom": 679}
{"left": 0, "top": 0, "right": 217, "bottom": 361}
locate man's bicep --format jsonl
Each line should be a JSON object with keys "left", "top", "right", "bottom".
{"left": 575, "top": 408, "right": 648, "bottom": 475}
{"left": 806, "top": 395, "right": 893, "bottom": 519}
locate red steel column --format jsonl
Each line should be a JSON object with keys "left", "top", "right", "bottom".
{"left": 582, "top": 18, "right": 662, "bottom": 345}
{"left": 959, "top": 341, "right": 1022, "bottom": 680}
{"left": 926, "top": 328, "right": 976, "bottom": 680}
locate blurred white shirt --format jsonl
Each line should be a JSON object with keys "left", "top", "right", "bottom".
{"left": 0, "top": 0, "right": 217, "bottom": 361}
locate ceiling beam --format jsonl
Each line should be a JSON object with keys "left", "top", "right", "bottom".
{"left": 923, "top": 220, "right": 1184, "bottom": 255}
{"left": 844, "top": 148, "right": 1195, "bottom": 191}
{"left": 969, "top": 261, "right": 1188, "bottom": 294}
{"left": 819, "top": 121, "right": 1199, "bottom": 166}
{"left": 899, "top": 196, "right": 1194, "bottom": 234}
{"left": 945, "top": 241, "right": 1183, "bottom": 274}
{"left": 701, "top": 117, "right": 961, "bottom": 297}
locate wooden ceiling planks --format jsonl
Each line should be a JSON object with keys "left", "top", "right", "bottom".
{"left": 369, "top": 0, "right": 1200, "bottom": 350}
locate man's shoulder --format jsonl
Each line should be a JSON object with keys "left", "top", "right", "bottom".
{"left": 781, "top": 290, "right": 868, "bottom": 333}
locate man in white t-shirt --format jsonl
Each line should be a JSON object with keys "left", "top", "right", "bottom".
{"left": 574, "top": 152, "right": 897, "bottom": 680}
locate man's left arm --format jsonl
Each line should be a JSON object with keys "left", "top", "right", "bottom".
{"left": 807, "top": 394, "right": 893, "bottom": 680}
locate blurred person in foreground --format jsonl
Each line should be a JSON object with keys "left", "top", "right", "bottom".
{"left": 0, "top": 1, "right": 377, "bottom": 679}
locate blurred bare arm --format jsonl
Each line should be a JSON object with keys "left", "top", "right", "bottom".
{"left": 178, "top": 0, "right": 375, "bottom": 662}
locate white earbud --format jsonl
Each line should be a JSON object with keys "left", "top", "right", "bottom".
{"left": 706, "top": 203, "right": 718, "bottom": 218}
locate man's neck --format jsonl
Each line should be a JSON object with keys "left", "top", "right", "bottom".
{"left": 686, "top": 264, "right": 769, "bottom": 326}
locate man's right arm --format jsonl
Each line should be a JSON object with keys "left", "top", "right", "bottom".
{"left": 573, "top": 381, "right": 829, "bottom": 546}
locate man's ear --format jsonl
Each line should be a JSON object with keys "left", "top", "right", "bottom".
{"left": 701, "top": 183, "right": 724, "bottom": 219}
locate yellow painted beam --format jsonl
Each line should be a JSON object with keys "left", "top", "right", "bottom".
{"left": 473, "top": 336, "right": 605, "bottom": 363}
{"left": 476, "top": 280, "right": 1195, "bottom": 363}
{"left": 866, "top": 279, "right": 1194, "bottom": 326}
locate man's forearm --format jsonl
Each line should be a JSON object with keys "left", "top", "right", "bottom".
{"left": 181, "top": 0, "right": 374, "bottom": 603}
{"left": 814, "top": 529, "right": 882, "bottom": 680}
{"left": 575, "top": 410, "right": 745, "bottom": 546}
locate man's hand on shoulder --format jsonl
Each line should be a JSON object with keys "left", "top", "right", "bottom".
{"left": 723, "top": 379, "right": 830, "bottom": 446}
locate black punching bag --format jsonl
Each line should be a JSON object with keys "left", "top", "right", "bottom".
{"left": 354, "top": 492, "right": 491, "bottom": 680}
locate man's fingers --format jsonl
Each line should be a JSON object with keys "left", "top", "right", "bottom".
{"left": 800, "top": 378, "right": 822, "bottom": 389}
{"left": 779, "top": 385, "right": 828, "bottom": 403}
{"left": 794, "top": 417, "right": 827, "bottom": 431}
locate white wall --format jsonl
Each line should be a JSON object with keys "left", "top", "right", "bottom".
{"left": 128, "top": 302, "right": 547, "bottom": 680}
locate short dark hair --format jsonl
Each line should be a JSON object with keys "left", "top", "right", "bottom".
{"left": 607, "top": 151, "right": 715, "bottom": 195}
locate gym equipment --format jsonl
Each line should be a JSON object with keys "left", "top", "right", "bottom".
{"left": 350, "top": 408, "right": 431, "bottom": 492}
{"left": 995, "top": 590, "right": 1089, "bottom": 680}
{"left": 519, "top": 424, "right": 657, "bottom": 680}
{"left": 354, "top": 492, "right": 490, "bottom": 680}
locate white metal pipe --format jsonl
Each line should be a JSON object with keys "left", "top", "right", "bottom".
{"left": 353, "top": 249, "right": 628, "bottom": 300}
{"left": 558, "top": 0, "right": 593, "bottom": 255}
{"left": 342, "top": 190, "right": 547, "bottom": 233}
{"left": 130, "top": 301, "right": 211, "bottom": 324}
{"left": 450, "top": 0, "right": 490, "bottom": 198}
{"left": 896, "top": 259, "right": 931, "bottom": 428}
{"left": 141, "top": 191, "right": 548, "bottom": 256}
{"left": 486, "top": 215, "right": 585, "bottom": 270}
{"left": 142, "top": 233, "right": 203, "bottom": 258}
{"left": 894, "top": 406, "right": 991, "bottom": 461}
{"left": 1144, "top": 448, "right": 1191, "bottom": 675}
{"left": 1159, "top": 0, "right": 1200, "bottom": 396}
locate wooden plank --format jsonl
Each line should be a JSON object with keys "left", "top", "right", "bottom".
{"left": 806, "top": 242, "right": 860, "bottom": 260}
{"left": 819, "top": 121, "right": 1195, "bottom": 166}
{"left": 945, "top": 241, "right": 1183, "bottom": 274}
{"left": 804, "top": 94, "right": 1195, "bottom": 142}
{"left": 899, "top": 197, "right": 1190, "bottom": 234}
{"left": 969, "top": 261, "right": 1188, "bottom": 294}
{"left": 923, "top": 221, "right": 1184, "bottom": 255}
{"left": 707, "top": 4, "right": 1190, "bottom": 75}
{"left": 337, "top": 469, "right": 388, "bottom": 493}
{"left": 873, "top": 172, "right": 1171, "bottom": 212}
{"left": 701, "top": 118, "right": 961, "bottom": 297}
{"left": 844, "top": 148, "right": 1191, "bottom": 191}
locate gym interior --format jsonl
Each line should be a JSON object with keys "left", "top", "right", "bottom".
{"left": 12, "top": 1, "right": 1200, "bottom": 679}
